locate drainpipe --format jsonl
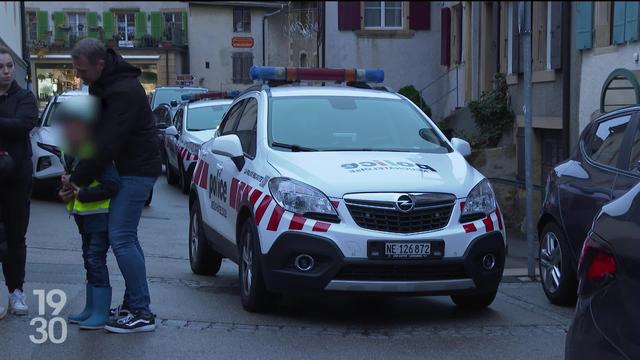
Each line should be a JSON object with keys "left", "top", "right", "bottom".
{"left": 262, "top": 4, "right": 286, "bottom": 66}
{"left": 561, "top": 2, "right": 571, "bottom": 158}
{"left": 19, "top": 1, "right": 31, "bottom": 90}
{"left": 321, "top": 1, "right": 325, "bottom": 67}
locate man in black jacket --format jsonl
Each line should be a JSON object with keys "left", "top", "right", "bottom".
{"left": 68, "top": 39, "right": 161, "bottom": 333}
{"left": 0, "top": 47, "right": 38, "bottom": 317}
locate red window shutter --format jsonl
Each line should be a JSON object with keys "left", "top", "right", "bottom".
{"left": 441, "top": 7, "right": 451, "bottom": 66}
{"left": 338, "top": 1, "right": 361, "bottom": 31}
{"left": 409, "top": 1, "right": 431, "bottom": 30}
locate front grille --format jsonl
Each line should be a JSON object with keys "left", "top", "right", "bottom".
{"left": 335, "top": 263, "right": 468, "bottom": 281}
{"left": 345, "top": 195, "right": 455, "bottom": 233}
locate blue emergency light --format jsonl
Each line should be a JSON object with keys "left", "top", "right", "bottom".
{"left": 249, "top": 66, "right": 384, "bottom": 83}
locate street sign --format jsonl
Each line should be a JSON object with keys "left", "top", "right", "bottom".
{"left": 176, "top": 74, "right": 194, "bottom": 86}
{"left": 232, "top": 37, "right": 254, "bottom": 48}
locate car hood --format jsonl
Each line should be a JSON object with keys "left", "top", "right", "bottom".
{"left": 266, "top": 151, "right": 484, "bottom": 198}
{"left": 188, "top": 129, "right": 216, "bottom": 144}
{"left": 31, "top": 126, "right": 61, "bottom": 147}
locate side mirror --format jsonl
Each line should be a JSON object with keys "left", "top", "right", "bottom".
{"left": 164, "top": 125, "right": 178, "bottom": 137}
{"left": 451, "top": 137, "right": 471, "bottom": 157}
{"left": 170, "top": 100, "right": 178, "bottom": 107}
{"left": 210, "top": 134, "right": 245, "bottom": 171}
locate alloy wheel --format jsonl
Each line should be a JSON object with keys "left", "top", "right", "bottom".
{"left": 242, "top": 232, "right": 253, "bottom": 297}
{"left": 540, "top": 231, "right": 562, "bottom": 293}
{"left": 190, "top": 212, "right": 199, "bottom": 260}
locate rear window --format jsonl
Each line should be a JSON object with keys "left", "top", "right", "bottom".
{"left": 585, "top": 114, "right": 632, "bottom": 168}
{"left": 268, "top": 96, "right": 450, "bottom": 153}
{"left": 186, "top": 104, "right": 230, "bottom": 131}
{"left": 152, "top": 88, "right": 206, "bottom": 109}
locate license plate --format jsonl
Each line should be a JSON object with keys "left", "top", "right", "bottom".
{"left": 368, "top": 241, "right": 444, "bottom": 259}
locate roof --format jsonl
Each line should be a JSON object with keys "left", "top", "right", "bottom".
{"left": 188, "top": 99, "right": 234, "bottom": 109}
{"left": 154, "top": 86, "right": 208, "bottom": 91}
{"left": 266, "top": 86, "right": 401, "bottom": 99}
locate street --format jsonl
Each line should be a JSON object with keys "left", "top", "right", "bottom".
{"left": 0, "top": 177, "right": 573, "bottom": 360}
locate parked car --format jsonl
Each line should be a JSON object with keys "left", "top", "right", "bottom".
{"left": 538, "top": 105, "right": 640, "bottom": 305}
{"left": 30, "top": 89, "right": 88, "bottom": 196}
{"left": 188, "top": 66, "right": 506, "bottom": 313}
{"left": 164, "top": 95, "right": 232, "bottom": 193}
{"left": 152, "top": 103, "right": 173, "bottom": 164}
{"left": 565, "top": 182, "right": 640, "bottom": 360}
{"left": 150, "top": 86, "right": 207, "bottom": 114}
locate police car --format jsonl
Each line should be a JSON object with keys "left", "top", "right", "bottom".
{"left": 164, "top": 92, "right": 233, "bottom": 193}
{"left": 188, "top": 67, "right": 506, "bottom": 313}
{"left": 30, "top": 89, "right": 88, "bottom": 195}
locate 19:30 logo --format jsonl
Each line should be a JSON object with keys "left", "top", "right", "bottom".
{"left": 30, "top": 289, "right": 68, "bottom": 344}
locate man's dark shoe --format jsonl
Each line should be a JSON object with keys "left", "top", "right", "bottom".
{"left": 109, "top": 304, "right": 131, "bottom": 321}
{"left": 104, "top": 312, "right": 156, "bottom": 333}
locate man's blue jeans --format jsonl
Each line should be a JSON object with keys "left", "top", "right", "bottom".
{"left": 108, "top": 176, "right": 156, "bottom": 315}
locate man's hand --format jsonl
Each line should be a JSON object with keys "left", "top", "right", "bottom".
{"left": 58, "top": 188, "right": 75, "bottom": 202}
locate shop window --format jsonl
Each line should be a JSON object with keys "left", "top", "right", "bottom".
{"left": 233, "top": 7, "right": 251, "bottom": 33}
{"left": 163, "top": 12, "right": 183, "bottom": 42}
{"left": 232, "top": 52, "right": 253, "bottom": 84}
{"left": 116, "top": 12, "right": 136, "bottom": 42}
{"left": 364, "top": 1, "right": 403, "bottom": 29}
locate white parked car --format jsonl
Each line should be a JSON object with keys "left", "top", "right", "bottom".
{"left": 30, "top": 89, "right": 87, "bottom": 195}
{"left": 164, "top": 94, "right": 233, "bottom": 193}
{"left": 188, "top": 67, "right": 506, "bottom": 313}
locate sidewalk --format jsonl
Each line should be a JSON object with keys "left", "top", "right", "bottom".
{"left": 504, "top": 231, "right": 540, "bottom": 278}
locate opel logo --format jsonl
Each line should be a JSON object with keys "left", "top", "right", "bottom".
{"left": 395, "top": 194, "right": 415, "bottom": 212}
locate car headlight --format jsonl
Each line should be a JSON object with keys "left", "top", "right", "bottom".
{"left": 268, "top": 177, "right": 338, "bottom": 219}
{"left": 461, "top": 179, "right": 496, "bottom": 220}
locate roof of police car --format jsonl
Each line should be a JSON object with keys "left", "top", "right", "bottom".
{"left": 265, "top": 86, "right": 402, "bottom": 99}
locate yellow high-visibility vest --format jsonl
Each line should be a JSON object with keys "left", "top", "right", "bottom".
{"left": 61, "top": 151, "right": 110, "bottom": 216}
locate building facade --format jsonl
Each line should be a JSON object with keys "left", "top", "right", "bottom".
{"left": 1, "top": 1, "right": 29, "bottom": 88}
{"left": 24, "top": 1, "right": 190, "bottom": 107}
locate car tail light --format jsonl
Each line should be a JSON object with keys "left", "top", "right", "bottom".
{"left": 577, "top": 233, "right": 617, "bottom": 295}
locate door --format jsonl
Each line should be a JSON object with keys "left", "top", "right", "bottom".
{"left": 612, "top": 111, "right": 640, "bottom": 199}
{"left": 168, "top": 108, "right": 184, "bottom": 169}
{"left": 559, "top": 113, "right": 633, "bottom": 262}
{"left": 200, "top": 99, "right": 246, "bottom": 241}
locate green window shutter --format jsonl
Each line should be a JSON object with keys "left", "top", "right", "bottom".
{"left": 87, "top": 12, "right": 98, "bottom": 39}
{"left": 575, "top": 2, "right": 593, "bottom": 50}
{"left": 36, "top": 10, "right": 49, "bottom": 42}
{"left": 613, "top": 2, "right": 627, "bottom": 44}
{"left": 150, "top": 12, "right": 162, "bottom": 40}
{"left": 53, "top": 11, "right": 65, "bottom": 42}
{"left": 135, "top": 11, "right": 147, "bottom": 39}
{"left": 625, "top": 2, "right": 639, "bottom": 42}
{"left": 103, "top": 11, "right": 114, "bottom": 39}
{"left": 181, "top": 11, "right": 188, "bottom": 45}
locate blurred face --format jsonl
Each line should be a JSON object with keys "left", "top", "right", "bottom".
{"left": 0, "top": 53, "right": 15, "bottom": 87}
{"left": 72, "top": 54, "right": 104, "bottom": 85}
{"left": 61, "top": 119, "right": 91, "bottom": 152}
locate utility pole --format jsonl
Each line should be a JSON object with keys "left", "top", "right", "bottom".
{"left": 520, "top": 1, "right": 535, "bottom": 278}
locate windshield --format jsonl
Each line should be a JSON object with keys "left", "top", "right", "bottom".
{"left": 43, "top": 100, "right": 63, "bottom": 126}
{"left": 187, "top": 104, "right": 230, "bottom": 131}
{"left": 152, "top": 88, "right": 206, "bottom": 108}
{"left": 269, "top": 96, "right": 451, "bottom": 153}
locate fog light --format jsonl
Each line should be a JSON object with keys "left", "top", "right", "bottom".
{"left": 37, "top": 156, "right": 52, "bottom": 172}
{"left": 294, "top": 254, "right": 314, "bottom": 272}
{"left": 482, "top": 254, "right": 496, "bottom": 271}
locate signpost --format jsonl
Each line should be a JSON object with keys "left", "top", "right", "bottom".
{"left": 232, "top": 37, "right": 254, "bottom": 48}
{"left": 176, "top": 74, "right": 194, "bottom": 87}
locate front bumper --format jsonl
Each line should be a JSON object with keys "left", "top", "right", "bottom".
{"left": 261, "top": 231, "right": 505, "bottom": 295}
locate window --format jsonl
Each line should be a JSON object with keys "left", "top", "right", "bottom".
{"left": 163, "top": 12, "right": 183, "bottom": 42}
{"left": 233, "top": 7, "right": 251, "bottom": 33}
{"left": 116, "top": 12, "right": 136, "bottom": 41}
{"left": 66, "top": 12, "right": 86, "bottom": 38}
{"left": 186, "top": 104, "right": 231, "bottom": 131}
{"left": 586, "top": 115, "right": 632, "bottom": 168}
{"left": 26, "top": 11, "right": 37, "bottom": 43}
{"left": 219, "top": 100, "right": 245, "bottom": 136}
{"left": 235, "top": 98, "right": 258, "bottom": 157}
{"left": 629, "top": 126, "right": 640, "bottom": 171}
{"left": 364, "top": 1, "right": 403, "bottom": 29}
{"left": 299, "top": 52, "right": 308, "bottom": 68}
{"left": 174, "top": 108, "right": 184, "bottom": 133}
{"left": 232, "top": 53, "right": 253, "bottom": 84}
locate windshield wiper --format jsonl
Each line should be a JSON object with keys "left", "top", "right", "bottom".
{"left": 271, "top": 142, "right": 319, "bottom": 152}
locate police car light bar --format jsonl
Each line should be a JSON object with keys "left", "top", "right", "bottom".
{"left": 249, "top": 66, "right": 384, "bottom": 83}
{"left": 181, "top": 90, "right": 240, "bottom": 102}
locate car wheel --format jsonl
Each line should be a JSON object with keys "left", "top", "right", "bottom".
{"left": 179, "top": 162, "right": 190, "bottom": 194}
{"left": 189, "top": 201, "right": 222, "bottom": 275}
{"left": 165, "top": 156, "right": 178, "bottom": 185}
{"left": 539, "top": 222, "right": 577, "bottom": 305}
{"left": 451, "top": 290, "right": 497, "bottom": 310}
{"left": 238, "top": 218, "right": 276, "bottom": 313}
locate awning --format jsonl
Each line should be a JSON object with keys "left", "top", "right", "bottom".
{"left": 30, "top": 54, "right": 161, "bottom": 60}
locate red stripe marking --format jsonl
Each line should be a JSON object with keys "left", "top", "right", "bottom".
{"left": 267, "top": 205, "right": 284, "bottom": 231}
{"left": 229, "top": 178, "right": 239, "bottom": 209}
{"left": 289, "top": 213, "right": 306, "bottom": 230}
{"left": 495, "top": 207, "right": 504, "bottom": 230}
{"left": 459, "top": 201, "right": 465, "bottom": 213}
{"left": 482, "top": 216, "right": 494, "bottom": 232}
{"left": 331, "top": 200, "right": 340, "bottom": 209}
{"left": 255, "top": 195, "right": 272, "bottom": 225}
{"left": 236, "top": 182, "right": 246, "bottom": 209}
{"left": 249, "top": 190, "right": 263, "bottom": 206}
{"left": 242, "top": 185, "right": 253, "bottom": 204}
{"left": 187, "top": 152, "right": 192, "bottom": 161}
{"left": 199, "top": 162, "right": 209, "bottom": 189}
{"left": 193, "top": 161, "right": 203, "bottom": 184}
{"left": 193, "top": 154, "right": 198, "bottom": 161}
{"left": 463, "top": 223, "right": 477, "bottom": 233}
{"left": 312, "top": 222, "right": 331, "bottom": 232}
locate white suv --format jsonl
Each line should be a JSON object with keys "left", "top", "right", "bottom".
{"left": 188, "top": 67, "right": 506, "bottom": 312}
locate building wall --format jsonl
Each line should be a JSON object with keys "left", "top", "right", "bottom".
{"left": 0, "top": 1, "right": 28, "bottom": 87}
{"left": 25, "top": 2, "right": 186, "bottom": 15}
{"left": 324, "top": 1, "right": 449, "bottom": 119}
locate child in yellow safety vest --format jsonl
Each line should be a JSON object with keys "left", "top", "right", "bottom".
{"left": 56, "top": 95, "right": 119, "bottom": 330}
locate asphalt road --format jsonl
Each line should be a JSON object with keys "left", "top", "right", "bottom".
{"left": 0, "top": 177, "right": 574, "bottom": 360}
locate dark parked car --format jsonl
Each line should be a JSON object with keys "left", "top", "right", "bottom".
{"left": 538, "top": 106, "right": 640, "bottom": 305}
{"left": 565, "top": 182, "right": 640, "bottom": 360}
